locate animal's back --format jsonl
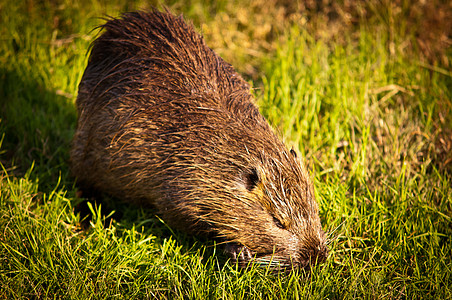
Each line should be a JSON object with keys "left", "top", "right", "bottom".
{"left": 77, "top": 11, "right": 253, "bottom": 112}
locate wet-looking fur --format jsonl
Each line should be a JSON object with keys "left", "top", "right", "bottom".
{"left": 71, "top": 9, "right": 328, "bottom": 269}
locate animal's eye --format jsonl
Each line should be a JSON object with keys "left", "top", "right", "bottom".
{"left": 243, "top": 167, "right": 259, "bottom": 191}
{"left": 273, "top": 216, "right": 285, "bottom": 229}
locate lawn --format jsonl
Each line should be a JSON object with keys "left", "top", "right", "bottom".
{"left": 1, "top": 0, "right": 451, "bottom": 298}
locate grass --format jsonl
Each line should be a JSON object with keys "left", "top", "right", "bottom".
{"left": 1, "top": 0, "right": 451, "bottom": 298}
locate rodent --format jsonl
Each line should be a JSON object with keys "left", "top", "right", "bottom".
{"left": 70, "top": 9, "right": 328, "bottom": 269}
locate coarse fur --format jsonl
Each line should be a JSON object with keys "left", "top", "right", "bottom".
{"left": 71, "top": 9, "right": 328, "bottom": 269}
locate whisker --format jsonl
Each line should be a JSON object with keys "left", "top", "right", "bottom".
{"left": 325, "top": 220, "right": 346, "bottom": 244}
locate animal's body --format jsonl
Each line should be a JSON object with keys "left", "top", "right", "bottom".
{"left": 71, "top": 10, "right": 328, "bottom": 268}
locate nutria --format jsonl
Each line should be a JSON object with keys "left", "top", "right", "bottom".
{"left": 71, "top": 9, "right": 328, "bottom": 269}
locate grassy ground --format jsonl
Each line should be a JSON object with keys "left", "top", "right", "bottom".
{"left": 1, "top": 0, "right": 451, "bottom": 298}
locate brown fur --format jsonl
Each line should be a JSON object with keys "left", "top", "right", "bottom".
{"left": 71, "top": 10, "right": 328, "bottom": 269}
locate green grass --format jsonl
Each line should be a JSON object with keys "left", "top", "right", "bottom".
{"left": 1, "top": 0, "right": 451, "bottom": 298}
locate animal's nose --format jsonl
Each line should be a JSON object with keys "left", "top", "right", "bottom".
{"left": 304, "top": 242, "right": 328, "bottom": 266}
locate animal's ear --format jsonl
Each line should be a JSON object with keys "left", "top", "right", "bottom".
{"left": 242, "top": 167, "right": 260, "bottom": 191}
{"left": 290, "top": 148, "right": 297, "bottom": 158}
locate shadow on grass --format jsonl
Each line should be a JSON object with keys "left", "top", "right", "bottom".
{"left": 0, "top": 68, "right": 75, "bottom": 185}
{"left": 74, "top": 190, "right": 222, "bottom": 265}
